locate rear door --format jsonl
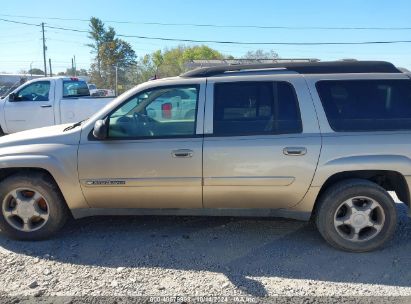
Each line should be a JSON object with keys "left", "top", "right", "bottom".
{"left": 203, "top": 74, "right": 321, "bottom": 209}
{"left": 4, "top": 80, "right": 55, "bottom": 133}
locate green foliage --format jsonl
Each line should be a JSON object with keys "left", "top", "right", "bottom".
{"left": 126, "top": 45, "right": 226, "bottom": 85}
{"left": 156, "top": 45, "right": 225, "bottom": 77}
{"left": 57, "top": 68, "right": 89, "bottom": 77}
{"left": 85, "top": 17, "right": 281, "bottom": 92}
{"left": 122, "top": 45, "right": 226, "bottom": 88}
{"left": 88, "top": 17, "right": 136, "bottom": 92}
{"left": 28, "top": 68, "right": 44, "bottom": 75}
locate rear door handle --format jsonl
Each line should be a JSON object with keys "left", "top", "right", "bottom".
{"left": 40, "top": 105, "right": 52, "bottom": 108}
{"left": 171, "top": 149, "right": 193, "bottom": 158}
{"left": 283, "top": 147, "right": 307, "bottom": 156}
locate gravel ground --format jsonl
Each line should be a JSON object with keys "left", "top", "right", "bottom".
{"left": 1, "top": 197, "right": 411, "bottom": 301}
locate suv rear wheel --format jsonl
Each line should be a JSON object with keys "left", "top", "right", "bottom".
{"left": 0, "top": 172, "right": 69, "bottom": 240}
{"left": 316, "top": 179, "right": 397, "bottom": 252}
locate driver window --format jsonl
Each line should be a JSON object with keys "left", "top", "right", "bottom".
{"left": 15, "top": 81, "right": 50, "bottom": 102}
{"left": 108, "top": 85, "right": 199, "bottom": 139}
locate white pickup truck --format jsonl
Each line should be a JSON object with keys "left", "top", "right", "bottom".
{"left": 0, "top": 77, "right": 114, "bottom": 134}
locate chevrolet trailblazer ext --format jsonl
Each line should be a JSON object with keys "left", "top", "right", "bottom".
{"left": 0, "top": 61, "right": 410, "bottom": 252}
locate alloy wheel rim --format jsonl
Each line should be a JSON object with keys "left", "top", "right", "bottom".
{"left": 334, "top": 196, "right": 385, "bottom": 242}
{"left": 2, "top": 188, "right": 49, "bottom": 232}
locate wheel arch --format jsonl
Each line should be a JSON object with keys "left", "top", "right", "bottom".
{"left": 0, "top": 154, "right": 88, "bottom": 210}
{"left": 311, "top": 170, "right": 409, "bottom": 219}
{"left": 0, "top": 167, "right": 70, "bottom": 211}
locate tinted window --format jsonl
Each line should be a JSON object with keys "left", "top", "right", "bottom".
{"left": 63, "top": 80, "right": 90, "bottom": 97}
{"left": 317, "top": 80, "right": 411, "bottom": 132}
{"left": 108, "top": 86, "right": 198, "bottom": 139}
{"left": 213, "top": 81, "right": 302, "bottom": 136}
{"left": 15, "top": 81, "right": 50, "bottom": 101}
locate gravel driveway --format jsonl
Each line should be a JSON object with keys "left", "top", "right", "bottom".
{"left": 1, "top": 199, "right": 411, "bottom": 302}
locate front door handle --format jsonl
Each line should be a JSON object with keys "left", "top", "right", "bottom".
{"left": 40, "top": 105, "right": 52, "bottom": 108}
{"left": 283, "top": 147, "right": 307, "bottom": 156}
{"left": 171, "top": 149, "right": 193, "bottom": 158}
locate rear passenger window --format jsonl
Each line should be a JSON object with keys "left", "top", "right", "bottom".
{"left": 317, "top": 80, "right": 411, "bottom": 132}
{"left": 63, "top": 80, "right": 90, "bottom": 97}
{"left": 213, "top": 81, "right": 302, "bottom": 136}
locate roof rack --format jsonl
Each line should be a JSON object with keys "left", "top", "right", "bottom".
{"left": 180, "top": 60, "right": 402, "bottom": 78}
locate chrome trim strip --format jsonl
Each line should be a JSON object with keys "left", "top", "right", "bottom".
{"left": 81, "top": 177, "right": 202, "bottom": 187}
{"left": 203, "top": 176, "right": 295, "bottom": 186}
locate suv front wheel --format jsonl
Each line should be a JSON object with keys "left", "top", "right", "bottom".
{"left": 316, "top": 179, "right": 397, "bottom": 252}
{"left": 0, "top": 172, "right": 69, "bottom": 240}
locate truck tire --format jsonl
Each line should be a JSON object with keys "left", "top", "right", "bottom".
{"left": 0, "top": 172, "right": 69, "bottom": 240}
{"left": 315, "top": 179, "right": 397, "bottom": 252}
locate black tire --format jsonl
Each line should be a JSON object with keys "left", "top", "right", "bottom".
{"left": 315, "top": 178, "right": 397, "bottom": 252}
{"left": 0, "top": 172, "right": 69, "bottom": 240}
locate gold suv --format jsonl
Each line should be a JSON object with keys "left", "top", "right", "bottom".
{"left": 0, "top": 61, "right": 410, "bottom": 252}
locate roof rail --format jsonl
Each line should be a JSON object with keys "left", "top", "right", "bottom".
{"left": 180, "top": 60, "right": 402, "bottom": 78}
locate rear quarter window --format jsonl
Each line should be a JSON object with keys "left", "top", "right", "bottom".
{"left": 213, "top": 81, "right": 302, "bottom": 136}
{"left": 63, "top": 81, "right": 90, "bottom": 97}
{"left": 316, "top": 79, "right": 411, "bottom": 132}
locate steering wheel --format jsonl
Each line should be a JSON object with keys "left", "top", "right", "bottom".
{"left": 133, "top": 112, "right": 154, "bottom": 136}
{"left": 133, "top": 112, "right": 150, "bottom": 124}
{"left": 30, "top": 93, "right": 40, "bottom": 101}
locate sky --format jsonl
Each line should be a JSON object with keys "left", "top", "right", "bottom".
{"left": 0, "top": 0, "right": 411, "bottom": 73}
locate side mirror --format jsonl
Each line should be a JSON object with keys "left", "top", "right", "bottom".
{"left": 93, "top": 118, "right": 108, "bottom": 140}
{"left": 8, "top": 93, "right": 16, "bottom": 101}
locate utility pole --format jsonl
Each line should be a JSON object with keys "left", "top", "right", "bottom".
{"left": 41, "top": 22, "right": 47, "bottom": 77}
{"left": 49, "top": 58, "right": 52, "bottom": 76}
{"left": 73, "top": 55, "right": 77, "bottom": 77}
{"left": 71, "top": 58, "right": 74, "bottom": 76}
{"left": 115, "top": 65, "right": 118, "bottom": 96}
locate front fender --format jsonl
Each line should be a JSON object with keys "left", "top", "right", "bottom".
{"left": 0, "top": 145, "right": 88, "bottom": 210}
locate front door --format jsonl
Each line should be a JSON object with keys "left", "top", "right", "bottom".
{"left": 5, "top": 80, "right": 55, "bottom": 133}
{"left": 203, "top": 76, "right": 321, "bottom": 209}
{"left": 78, "top": 83, "right": 204, "bottom": 209}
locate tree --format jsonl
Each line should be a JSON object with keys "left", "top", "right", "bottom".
{"left": 57, "top": 68, "right": 89, "bottom": 76}
{"left": 77, "top": 69, "right": 89, "bottom": 76}
{"left": 28, "top": 68, "right": 44, "bottom": 75}
{"left": 126, "top": 45, "right": 226, "bottom": 85}
{"left": 87, "top": 17, "right": 105, "bottom": 80}
{"left": 151, "top": 45, "right": 225, "bottom": 78}
{"left": 87, "top": 17, "right": 137, "bottom": 92}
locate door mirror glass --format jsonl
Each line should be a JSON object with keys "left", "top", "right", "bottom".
{"left": 93, "top": 119, "right": 108, "bottom": 140}
{"left": 8, "top": 93, "right": 15, "bottom": 102}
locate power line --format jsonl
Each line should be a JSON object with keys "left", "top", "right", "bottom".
{"left": 0, "top": 18, "right": 40, "bottom": 27}
{"left": 45, "top": 24, "right": 88, "bottom": 33}
{"left": 1, "top": 13, "right": 411, "bottom": 30}
{"left": 2, "top": 17, "right": 411, "bottom": 46}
